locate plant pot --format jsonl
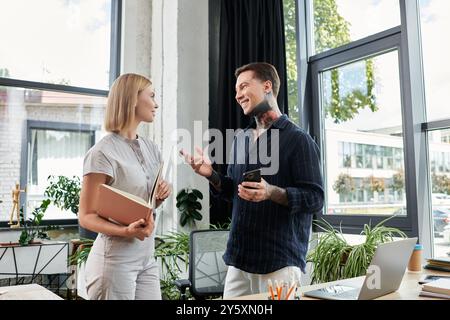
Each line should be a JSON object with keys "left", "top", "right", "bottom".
{"left": 0, "top": 240, "right": 43, "bottom": 247}
{"left": 0, "top": 241, "right": 69, "bottom": 279}
{"left": 0, "top": 242, "right": 22, "bottom": 247}
{"left": 340, "top": 250, "right": 351, "bottom": 265}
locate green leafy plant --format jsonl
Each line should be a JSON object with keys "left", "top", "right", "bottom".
{"left": 43, "top": 175, "right": 91, "bottom": 267}
{"left": 391, "top": 170, "right": 405, "bottom": 193}
{"left": 69, "top": 239, "right": 94, "bottom": 267}
{"left": 45, "top": 175, "right": 81, "bottom": 215}
{"left": 307, "top": 217, "right": 407, "bottom": 284}
{"left": 431, "top": 173, "right": 450, "bottom": 194}
{"left": 69, "top": 230, "right": 191, "bottom": 300}
{"left": 69, "top": 224, "right": 227, "bottom": 300}
{"left": 332, "top": 173, "right": 355, "bottom": 195}
{"left": 18, "top": 201, "right": 58, "bottom": 246}
{"left": 313, "top": 0, "right": 377, "bottom": 124}
{"left": 210, "top": 217, "right": 232, "bottom": 230}
{"left": 16, "top": 175, "right": 81, "bottom": 245}
{"left": 365, "top": 175, "right": 385, "bottom": 193}
{"left": 155, "top": 223, "right": 227, "bottom": 300}
{"left": 176, "top": 188, "right": 203, "bottom": 227}
{"left": 155, "top": 231, "right": 190, "bottom": 300}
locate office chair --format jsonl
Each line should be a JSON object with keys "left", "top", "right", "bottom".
{"left": 174, "top": 229, "right": 229, "bottom": 300}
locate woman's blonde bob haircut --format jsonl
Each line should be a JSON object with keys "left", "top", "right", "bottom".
{"left": 104, "top": 73, "right": 152, "bottom": 133}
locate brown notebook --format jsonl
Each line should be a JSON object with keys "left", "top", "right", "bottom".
{"left": 95, "top": 163, "right": 163, "bottom": 226}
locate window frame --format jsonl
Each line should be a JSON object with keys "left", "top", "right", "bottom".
{"left": 10, "top": 120, "right": 99, "bottom": 228}
{"left": 296, "top": 0, "right": 432, "bottom": 245}
{"left": 0, "top": 0, "right": 122, "bottom": 94}
{"left": 310, "top": 29, "right": 416, "bottom": 234}
{"left": 0, "top": 0, "right": 122, "bottom": 227}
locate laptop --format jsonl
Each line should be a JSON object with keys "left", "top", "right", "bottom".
{"left": 304, "top": 237, "right": 418, "bottom": 300}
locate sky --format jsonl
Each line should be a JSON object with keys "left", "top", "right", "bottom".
{"left": 335, "top": 0, "right": 400, "bottom": 41}
{"left": 324, "top": 0, "right": 450, "bottom": 132}
{"left": 0, "top": 0, "right": 111, "bottom": 90}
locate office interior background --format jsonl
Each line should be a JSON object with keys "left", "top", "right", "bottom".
{"left": 0, "top": 0, "right": 450, "bottom": 297}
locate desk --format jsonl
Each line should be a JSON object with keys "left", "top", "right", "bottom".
{"left": 0, "top": 284, "right": 63, "bottom": 300}
{"left": 232, "top": 269, "right": 450, "bottom": 300}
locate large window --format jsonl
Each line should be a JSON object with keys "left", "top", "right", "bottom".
{"left": 0, "top": 0, "right": 120, "bottom": 226}
{"left": 26, "top": 120, "right": 101, "bottom": 221}
{"left": 419, "top": 0, "right": 450, "bottom": 122}
{"left": 427, "top": 130, "right": 450, "bottom": 257}
{"left": 303, "top": 0, "right": 419, "bottom": 236}
{"left": 0, "top": 87, "right": 107, "bottom": 225}
{"left": 0, "top": 0, "right": 113, "bottom": 90}
{"left": 295, "top": 0, "right": 450, "bottom": 256}
{"left": 419, "top": 0, "right": 450, "bottom": 257}
{"left": 322, "top": 51, "right": 406, "bottom": 217}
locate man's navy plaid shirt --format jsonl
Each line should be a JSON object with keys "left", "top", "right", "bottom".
{"left": 212, "top": 114, "right": 324, "bottom": 274}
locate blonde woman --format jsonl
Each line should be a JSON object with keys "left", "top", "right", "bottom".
{"left": 79, "top": 73, "right": 171, "bottom": 300}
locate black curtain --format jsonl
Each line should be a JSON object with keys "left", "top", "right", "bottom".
{"left": 209, "top": 0, "right": 289, "bottom": 226}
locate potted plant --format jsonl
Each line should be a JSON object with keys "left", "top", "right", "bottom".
{"left": 0, "top": 204, "right": 54, "bottom": 247}
{"left": 176, "top": 188, "right": 203, "bottom": 228}
{"left": 155, "top": 231, "right": 190, "bottom": 300}
{"left": 0, "top": 204, "right": 68, "bottom": 283}
{"left": 45, "top": 175, "right": 96, "bottom": 240}
{"left": 69, "top": 238, "right": 95, "bottom": 267}
{"left": 18, "top": 201, "right": 58, "bottom": 246}
{"left": 45, "top": 175, "right": 80, "bottom": 216}
{"left": 307, "top": 217, "right": 407, "bottom": 284}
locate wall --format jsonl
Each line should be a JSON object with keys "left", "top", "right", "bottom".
{"left": 0, "top": 89, "right": 23, "bottom": 220}
{"left": 150, "top": 0, "right": 210, "bottom": 233}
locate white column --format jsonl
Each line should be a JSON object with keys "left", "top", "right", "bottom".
{"left": 150, "top": 0, "right": 178, "bottom": 233}
{"left": 121, "top": 0, "right": 152, "bottom": 78}
{"left": 122, "top": 0, "right": 210, "bottom": 233}
{"left": 121, "top": 0, "right": 153, "bottom": 139}
{"left": 151, "top": 0, "right": 210, "bottom": 233}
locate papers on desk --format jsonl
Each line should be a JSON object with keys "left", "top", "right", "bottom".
{"left": 424, "top": 257, "right": 450, "bottom": 272}
{"left": 420, "top": 278, "right": 450, "bottom": 299}
{"left": 0, "top": 290, "right": 8, "bottom": 295}
{"left": 419, "top": 291, "right": 450, "bottom": 299}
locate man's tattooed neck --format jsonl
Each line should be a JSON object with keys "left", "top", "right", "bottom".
{"left": 255, "top": 110, "right": 280, "bottom": 129}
